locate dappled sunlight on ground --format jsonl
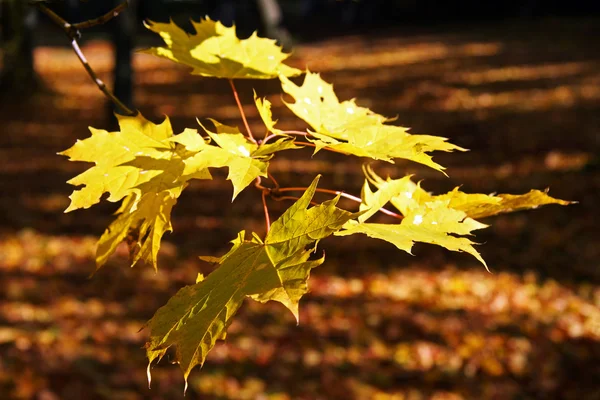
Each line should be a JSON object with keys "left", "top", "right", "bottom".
{"left": 1, "top": 17, "right": 599, "bottom": 399}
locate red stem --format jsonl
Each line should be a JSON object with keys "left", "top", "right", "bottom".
{"left": 281, "top": 130, "right": 310, "bottom": 136}
{"left": 293, "top": 141, "right": 347, "bottom": 154}
{"left": 276, "top": 187, "right": 404, "bottom": 220}
{"left": 261, "top": 190, "right": 271, "bottom": 232}
{"left": 273, "top": 195, "right": 320, "bottom": 208}
{"left": 228, "top": 79, "right": 256, "bottom": 143}
{"left": 262, "top": 130, "right": 309, "bottom": 145}
{"left": 267, "top": 172, "right": 280, "bottom": 189}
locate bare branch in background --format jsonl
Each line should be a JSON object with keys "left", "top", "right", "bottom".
{"left": 33, "top": 1, "right": 136, "bottom": 116}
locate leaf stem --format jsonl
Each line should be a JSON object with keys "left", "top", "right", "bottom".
{"left": 267, "top": 172, "right": 280, "bottom": 189}
{"left": 35, "top": 2, "right": 136, "bottom": 116}
{"left": 281, "top": 130, "right": 310, "bottom": 137}
{"left": 261, "top": 130, "right": 309, "bottom": 145}
{"left": 254, "top": 177, "right": 270, "bottom": 192}
{"left": 228, "top": 79, "right": 256, "bottom": 143}
{"left": 261, "top": 190, "right": 271, "bottom": 232}
{"left": 276, "top": 187, "right": 404, "bottom": 220}
{"left": 294, "top": 141, "right": 346, "bottom": 154}
{"left": 273, "top": 195, "right": 320, "bottom": 208}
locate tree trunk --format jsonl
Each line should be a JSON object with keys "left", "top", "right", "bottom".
{"left": 110, "top": 0, "right": 136, "bottom": 114}
{"left": 0, "top": 0, "right": 39, "bottom": 96}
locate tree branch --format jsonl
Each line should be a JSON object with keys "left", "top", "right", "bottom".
{"left": 35, "top": 1, "right": 136, "bottom": 116}
{"left": 72, "top": 1, "right": 129, "bottom": 30}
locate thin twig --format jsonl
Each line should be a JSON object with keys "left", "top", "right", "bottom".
{"left": 261, "top": 191, "right": 271, "bottom": 232}
{"left": 262, "top": 130, "right": 309, "bottom": 145}
{"left": 35, "top": 2, "right": 136, "bottom": 116}
{"left": 276, "top": 187, "right": 404, "bottom": 220}
{"left": 294, "top": 141, "right": 346, "bottom": 154}
{"left": 267, "top": 172, "right": 280, "bottom": 189}
{"left": 228, "top": 79, "right": 256, "bottom": 143}
{"left": 254, "top": 177, "right": 270, "bottom": 192}
{"left": 261, "top": 134, "right": 277, "bottom": 145}
{"left": 72, "top": 1, "right": 129, "bottom": 30}
{"left": 281, "top": 130, "right": 310, "bottom": 136}
{"left": 272, "top": 195, "right": 320, "bottom": 208}
{"left": 71, "top": 39, "right": 135, "bottom": 115}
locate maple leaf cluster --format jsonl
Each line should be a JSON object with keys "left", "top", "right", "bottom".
{"left": 58, "top": 17, "right": 571, "bottom": 387}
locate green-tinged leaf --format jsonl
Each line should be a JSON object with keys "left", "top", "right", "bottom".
{"left": 141, "top": 18, "right": 301, "bottom": 79}
{"left": 265, "top": 176, "right": 360, "bottom": 261}
{"left": 145, "top": 176, "right": 356, "bottom": 385}
{"left": 254, "top": 92, "right": 283, "bottom": 135}
{"left": 280, "top": 72, "right": 465, "bottom": 171}
{"left": 97, "top": 187, "right": 183, "bottom": 271}
{"left": 145, "top": 239, "right": 280, "bottom": 386}
{"left": 337, "top": 200, "right": 489, "bottom": 268}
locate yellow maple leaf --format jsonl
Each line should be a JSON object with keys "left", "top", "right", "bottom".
{"left": 61, "top": 114, "right": 212, "bottom": 271}
{"left": 254, "top": 91, "right": 283, "bottom": 135}
{"left": 337, "top": 166, "right": 572, "bottom": 269}
{"left": 59, "top": 114, "right": 174, "bottom": 212}
{"left": 144, "top": 176, "right": 358, "bottom": 385}
{"left": 364, "top": 165, "right": 571, "bottom": 220}
{"left": 338, "top": 201, "right": 489, "bottom": 268}
{"left": 280, "top": 72, "right": 465, "bottom": 172}
{"left": 182, "top": 119, "right": 300, "bottom": 199}
{"left": 141, "top": 18, "right": 301, "bottom": 79}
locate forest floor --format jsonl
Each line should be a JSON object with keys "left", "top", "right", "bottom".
{"left": 1, "top": 17, "right": 599, "bottom": 400}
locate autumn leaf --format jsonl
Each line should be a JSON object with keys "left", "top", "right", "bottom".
{"left": 364, "top": 165, "right": 571, "bottom": 220}
{"left": 280, "top": 71, "right": 388, "bottom": 139}
{"left": 59, "top": 114, "right": 175, "bottom": 212}
{"left": 96, "top": 187, "right": 183, "bottom": 271}
{"left": 254, "top": 91, "right": 283, "bottom": 135}
{"left": 447, "top": 190, "right": 573, "bottom": 220}
{"left": 182, "top": 119, "right": 300, "bottom": 199}
{"left": 337, "top": 166, "right": 571, "bottom": 268}
{"left": 61, "top": 114, "right": 213, "bottom": 271}
{"left": 280, "top": 72, "right": 465, "bottom": 172}
{"left": 338, "top": 200, "right": 489, "bottom": 268}
{"left": 141, "top": 17, "right": 301, "bottom": 79}
{"left": 144, "top": 176, "right": 357, "bottom": 386}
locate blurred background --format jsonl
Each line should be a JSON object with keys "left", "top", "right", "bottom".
{"left": 1, "top": 1, "right": 599, "bottom": 399}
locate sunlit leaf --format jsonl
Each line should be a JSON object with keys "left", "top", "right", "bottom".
{"left": 280, "top": 71, "right": 388, "bottom": 139}
{"left": 144, "top": 176, "right": 356, "bottom": 386}
{"left": 97, "top": 187, "right": 183, "bottom": 271}
{"left": 182, "top": 120, "right": 300, "bottom": 199}
{"left": 338, "top": 200, "right": 489, "bottom": 268}
{"left": 59, "top": 114, "right": 174, "bottom": 212}
{"left": 60, "top": 114, "right": 212, "bottom": 271}
{"left": 280, "top": 72, "right": 465, "bottom": 171}
{"left": 254, "top": 92, "right": 283, "bottom": 135}
{"left": 364, "top": 165, "right": 571, "bottom": 220}
{"left": 339, "top": 167, "right": 571, "bottom": 269}
{"left": 449, "top": 190, "right": 573, "bottom": 220}
{"left": 141, "top": 18, "right": 301, "bottom": 79}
